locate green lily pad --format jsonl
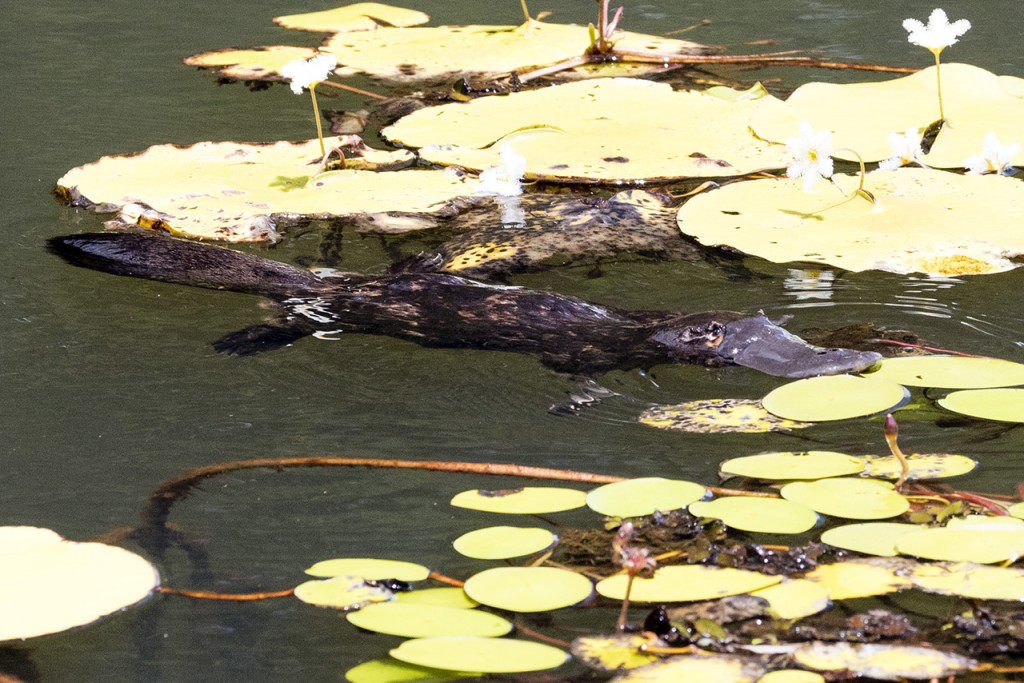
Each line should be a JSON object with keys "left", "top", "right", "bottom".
{"left": 761, "top": 375, "right": 908, "bottom": 422}
{"left": 749, "top": 579, "right": 831, "bottom": 620}
{"left": 346, "top": 602, "right": 513, "bottom": 638}
{"left": 863, "top": 355, "right": 1024, "bottom": 388}
{"left": 803, "top": 558, "right": 916, "bottom": 600}
{"left": 895, "top": 526, "right": 1024, "bottom": 563}
{"left": 449, "top": 487, "right": 587, "bottom": 514}
{"left": 452, "top": 526, "right": 556, "bottom": 560}
{"left": 586, "top": 477, "right": 706, "bottom": 518}
{"left": 689, "top": 497, "right": 819, "bottom": 534}
{"left": 463, "top": 566, "right": 592, "bottom": 612}
{"left": 937, "top": 387, "right": 1024, "bottom": 422}
{"left": 596, "top": 565, "right": 781, "bottom": 603}
{"left": 820, "top": 522, "right": 922, "bottom": 557}
{"left": 781, "top": 479, "right": 909, "bottom": 520}
{"left": 305, "top": 557, "right": 430, "bottom": 581}
{"left": 390, "top": 636, "right": 568, "bottom": 674}
{"left": 719, "top": 451, "right": 864, "bottom": 481}
{"left": 345, "top": 659, "right": 479, "bottom": 683}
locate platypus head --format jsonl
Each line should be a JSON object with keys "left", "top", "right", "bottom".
{"left": 649, "top": 312, "right": 882, "bottom": 378}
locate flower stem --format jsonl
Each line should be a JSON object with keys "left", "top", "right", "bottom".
{"left": 884, "top": 413, "right": 909, "bottom": 491}
{"left": 309, "top": 83, "right": 325, "bottom": 158}
{"left": 519, "top": 0, "right": 532, "bottom": 23}
{"left": 801, "top": 148, "right": 875, "bottom": 217}
{"left": 932, "top": 49, "right": 945, "bottom": 121}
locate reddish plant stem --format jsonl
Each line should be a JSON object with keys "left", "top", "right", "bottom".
{"left": 157, "top": 586, "right": 295, "bottom": 601}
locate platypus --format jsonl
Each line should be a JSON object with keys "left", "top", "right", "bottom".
{"left": 47, "top": 232, "right": 882, "bottom": 377}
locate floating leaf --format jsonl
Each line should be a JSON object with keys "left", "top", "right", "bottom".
{"left": 689, "top": 497, "right": 819, "bottom": 535}
{"left": 389, "top": 636, "right": 568, "bottom": 674}
{"left": 761, "top": 375, "right": 907, "bottom": 422}
{"left": 596, "top": 565, "right": 781, "bottom": 603}
{"left": 802, "top": 558, "right": 915, "bottom": 600}
{"left": 781, "top": 479, "right": 909, "bottom": 520}
{"left": 449, "top": 487, "right": 587, "bottom": 514}
{"left": 1010, "top": 501, "right": 1024, "bottom": 519}
{"left": 346, "top": 602, "right": 512, "bottom": 638}
{"left": 791, "top": 642, "right": 976, "bottom": 681}
{"left": 749, "top": 579, "right": 831, "bottom": 620}
{"left": 345, "top": 658, "right": 479, "bottom": 683}
{"left": 719, "top": 451, "right": 864, "bottom": 481}
{"left": 911, "top": 561, "right": 1024, "bottom": 601}
{"left": 571, "top": 634, "right": 660, "bottom": 672}
{"left": 820, "top": 522, "right": 921, "bottom": 557}
{"left": 274, "top": 3, "right": 430, "bottom": 32}
{"left": 184, "top": 45, "right": 320, "bottom": 82}
{"left": 858, "top": 453, "right": 976, "bottom": 481}
{"left": 586, "top": 477, "right": 706, "bottom": 518}
{"left": 938, "top": 387, "right": 1024, "bottom": 422}
{"left": 749, "top": 63, "right": 1024, "bottom": 166}
{"left": 758, "top": 671, "right": 825, "bottom": 683}
{"left": 55, "top": 137, "right": 472, "bottom": 242}
{"left": 294, "top": 575, "right": 394, "bottom": 610}
{"left": 639, "top": 399, "right": 812, "bottom": 434}
{"left": 677, "top": 168, "right": 1024, "bottom": 276}
{"left": 0, "top": 527, "right": 159, "bottom": 641}
{"left": 463, "top": 566, "right": 592, "bottom": 612}
{"left": 383, "top": 78, "right": 789, "bottom": 183}
{"left": 452, "top": 526, "right": 556, "bottom": 560}
{"left": 395, "top": 587, "right": 477, "bottom": 609}
{"left": 863, "top": 355, "right": 1024, "bottom": 389}
{"left": 610, "top": 654, "right": 765, "bottom": 683}
{"left": 305, "top": 557, "right": 430, "bottom": 580}
{"left": 895, "top": 526, "right": 1024, "bottom": 564}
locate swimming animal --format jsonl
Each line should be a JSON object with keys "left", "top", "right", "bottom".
{"left": 48, "top": 232, "right": 881, "bottom": 377}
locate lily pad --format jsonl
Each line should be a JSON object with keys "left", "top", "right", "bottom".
{"left": 820, "top": 522, "right": 922, "bottom": 557}
{"left": 595, "top": 565, "right": 781, "bottom": 603}
{"left": 571, "top": 634, "right": 660, "bottom": 672}
{"left": 346, "top": 602, "right": 513, "bottom": 638}
{"left": 719, "top": 451, "right": 864, "bottom": 481}
{"left": 937, "top": 387, "right": 1024, "bottom": 422}
{"left": 345, "top": 658, "right": 479, "bottom": 683}
{"left": 749, "top": 578, "right": 831, "bottom": 620}
{"left": 895, "top": 526, "right": 1024, "bottom": 564}
{"left": 802, "top": 558, "right": 916, "bottom": 600}
{"left": 863, "top": 355, "right": 1024, "bottom": 389}
{"left": 639, "top": 399, "right": 812, "bottom": 434}
{"left": 758, "top": 671, "right": 825, "bottom": 683}
{"left": 689, "top": 497, "right": 819, "bottom": 535}
{"left": 274, "top": 3, "right": 430, "bottom": 33}
{"left": 183, "top": 45, "right": 321, "bottom": 82}
{"left": 749, "top": 63, "right": 1024, "bottom": 167}
{"left": 390, "top": 636, "right": 568, "bottom": 674}
{"left": 611, "top": 654, "right": 766, "bottom": 683}
{"left": 0, "top": 527, "right": 159, "bottom": 641}
{"left": 911, "top": 561, "right": 1024, "bottom": 600}
{"left": 858, "top": 453, "right": 976, "bottom": 481}
{"left": 294, "top": 576, "right": 395, "bottom": 610}
{"left": 780, "top": 479, "right": 909, "bottom": 520}
{"left": 55, "top": 136, "right": 474, "bottom": 241}
{"left": 305, "top": 557, "right": 430, "bottom": 580}
{"left": 463, "top": 566, "right": 592, "bottom": 613}
{"left": 791, "top": 642, "right": 976, "bottom": 681}
{"left": 677, "top": 168, "right": 1024, "bottom": 276}
{"left": 449, "top": 486, "right": 587, "bottom": 515}
{"left": 586, "top": 477, "right": 706, "bottom": 518}
{"left": 382, "top": 78, "right": 790, "bottom": 183}
{"left": 761, "top": 375, "right": 908, "bottom": 423}
{"left": 452, "top": 526, "right": 556, "bottom": 560}
{"left": 1010, "top": 501, "right": 1024, "bottom": 519}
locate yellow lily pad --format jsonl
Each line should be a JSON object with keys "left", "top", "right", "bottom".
{"left": 183, "top": 45, "right": 320, "bottom": 82}
{"left": 383, "top": 78, "right": 790, "bottom": 183}
{"left": 677, "top": 168, "right": 1024, "bottom": 276}
{"left": 1010, "top": 501, "right": 1024, "bottom": 519}
{"left": 761, "top": 375, "right": 907, "bottom": 423}
{"left": 452, "top": 526, "right": 556, "bottom": 560}
{"left": 791, "top": 642, "right": 976, "bottom": 681}
{"left": 819, "top": 522, "right": 921, "bottom": 557}
{"left": 462, "top": 566, "right": 592, "bottom": 612}
{"left": 610, "top": 655, "right": 765, "bottom": 683}
{"left": 55, "top": 137, "right": 473, "bottom": 242}
{"left": 858, "top": 453, "right": 976, "bottom": 481}
{"left": 863, "top": 355, "right": 1024, "bottom": 389}
{"left": 895, "top": 526, "right": 1024, "bottom": 564}
{"left": 305, "top": 557, "right": 430, "bottom": 580}
{"left": 719, "top": 451, "right": 864, "bottom": 481}
{"left": 346, "top": 602, "right": 512, "bottom": 638}
{"left": 758, "top": 671, "right": 824, "bottom": 683}
{"left": 274, "top": 3, "right": 430, "bottom": 33}
{"left": 780, "top": 479, "right": 909, "bottom": 520}
{"left": 570, "top": 634, "right": 660, "bottom": 672}
{"left": 595, "top": 565, "right": 781, "bottom": 603}
{"left": 586, "top": 477, "right": 706, "bottom": 518}
{"left": 639, "top": 399, "right": 812, "bottom": 434}
{"left": 345, "top": 658, "right": 479, "bottom": 683}
{"left": 326, "top": 22, "right": 709, "bottom": 83}
{"left": 449, "top": 487, "right": 587, "bottom": 515}
{"left": 911, "top": 561, "right": 1024, "bottom": 600}
{"left": 0, "top": 527, "right": 159, "bottom": 641}
{"left": 802, "top": 558, "right": 916, "bottom": 600}
{"left": 938, "top": 387, "right": 1024, "bottom": 422}
{"left": 689, "top": 497, "right": 819, "bottom": 535}
{"left": 749, "top": 63, "right": 1024, "bottom": 166}
{"left": 390, "top": 636, "right": 568, "bottom": 674}
{"left": 749, "top": 579, "right": 831, "bottom": 620}
{"left": 294, "top": 576, "right": 394, "bottom": 610}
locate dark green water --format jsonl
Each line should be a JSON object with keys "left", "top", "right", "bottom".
{"left": 3, "top": 1, "right": 1024, "bottom": 680}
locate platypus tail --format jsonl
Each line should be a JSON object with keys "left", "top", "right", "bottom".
{"left": 48, "top": 232, "right": 331, "bottom": 298}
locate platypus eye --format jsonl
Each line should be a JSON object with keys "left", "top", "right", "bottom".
{"left": 683, "top": 322, "right": 725, "bottom": 342}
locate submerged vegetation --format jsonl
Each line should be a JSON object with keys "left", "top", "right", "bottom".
{"left": 17, "top": 0, "right": 1024, "bottom": 681}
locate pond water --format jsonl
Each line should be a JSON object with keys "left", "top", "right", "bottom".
{"left": 3, "top": 0, "right": 1024, "bottom": 680}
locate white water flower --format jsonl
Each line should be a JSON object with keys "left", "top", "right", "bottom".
{"left": 281, "top": 53, "right": 337, "bottom": 94}
{"left": 964, "top": 132, "right": 1021, "bottom": 175}
{"left": 476, "top": 144, "right": 527, "bottom": 197}
{"left": 785, "top": 121, "right": 834, "bottom": 192}
{"left": 878, "top": 129, "right": 924, "bottom": 171}
{"left": 902, "top": 9, "right": 970, "bottom": 52}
